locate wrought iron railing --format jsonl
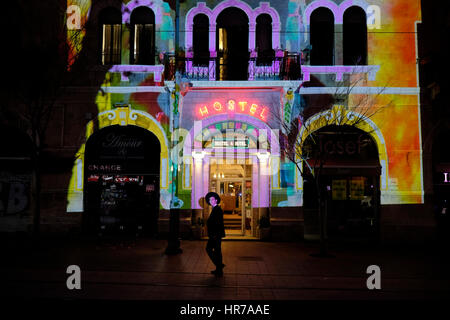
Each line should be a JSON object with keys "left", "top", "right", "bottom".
{"left": 163, "top": 52, "right": 302, "bottom": 82}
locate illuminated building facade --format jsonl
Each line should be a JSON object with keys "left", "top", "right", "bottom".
{"left": 1, "top": 0, "right": 433, "bottom": 243}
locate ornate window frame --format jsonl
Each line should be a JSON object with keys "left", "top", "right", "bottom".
{"left": 185, "top": 1, "right": 281, "bottom": 54}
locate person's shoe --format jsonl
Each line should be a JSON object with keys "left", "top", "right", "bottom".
{"left": 211, "top": 269, "right": 223, "bottom": 277}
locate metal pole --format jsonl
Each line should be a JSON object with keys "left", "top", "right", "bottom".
{"left": 165, "top": 0, "right": 182, "bottom": 254}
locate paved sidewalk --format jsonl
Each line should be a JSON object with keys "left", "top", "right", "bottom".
{"left": 1, "top": 236, "right": 449, "bottom": 300}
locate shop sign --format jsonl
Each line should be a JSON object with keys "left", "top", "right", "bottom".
{"left": 100, "top": 133, "right": 144, "bottom": 157}
{"left": 319, "top": 134, "right": 364, "bottom": 156}
{"left": 196, "top": 100, "right": 269, "bottom": 122}
{"left": 102, "top": 134, "right": 143, "bottom": 149}
{"left": 212, "top": 138, "right": 249, "bottom": 148}
{"left": 87, "top": 174, "right": 143, "bottom": 184}
{"left": 444, "top": 172, "right": 450, "bottom": 183}
{"left": 332, "top": 179, "right": 347, "bottom": 200}
{"left": 87, "top": 164, "right": 122, "bottom": 172}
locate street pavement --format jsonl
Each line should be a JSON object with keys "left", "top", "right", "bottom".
{"left": 1, "top": 234, "right": 449, "bottom": 302}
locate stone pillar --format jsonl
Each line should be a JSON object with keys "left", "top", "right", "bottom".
{"left": 192, "top": 153, "right": 205, "bottom": 209}
{"left": 121, "top": 25, "right": 131, "bottom": 65}
{"left": 249, "top": 22, "right": 256, "bottom": 51}
{"left": 334, "top": 24, "right": 343, "bottom": 65}
{"left": 258, "top": 154, "right": 270, "bottom": 208}
{"left": 209, "top": 23, "right": 216, "bottom": 52}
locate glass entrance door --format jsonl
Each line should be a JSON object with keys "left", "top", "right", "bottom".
{"left": 220, "top": 179, "right": 244, "bottom": 235}
{"left": 209, "top": 159, "right": 253, "bottom": 237}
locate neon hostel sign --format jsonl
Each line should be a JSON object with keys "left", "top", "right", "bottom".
{"left": 196, "top": 100, "right": 269, "bottom": 122}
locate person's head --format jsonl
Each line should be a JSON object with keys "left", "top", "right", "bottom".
{"left": 209, "top": 196, "right": 218, "bottom": 207}
{"left": 205, "top": 192, "right": 221, "bottom": 207}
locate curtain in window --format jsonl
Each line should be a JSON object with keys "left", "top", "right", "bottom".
{"left": 102, "top": 24, "right": 121, "bottom": 65}
{"left": 100, "top": 7, "right": 122, "bottom": 65}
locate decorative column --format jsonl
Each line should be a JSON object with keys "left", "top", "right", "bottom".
{"left": 185, "top": 50, "right": 193, "bottom": 76}
{"left": 192, "top": 151, "right": 206, "bottom": 209}
{"left": 121, "top": 24, "right": 131, "bottom": 67}
{"left": 209, "top": 23, "right": 216, "bottom": 53}
{"left": 209, "top": 50, "right": 217, "bottom": 81}
{"left": 249, "top": 22, "right": 256, "bottom": 51}
{"left": 248, "top": 50, "right": 257, "bottom": 80}
{"left": 257, "top": 152, "right": 271, "bottom": 209}
{"left": 334, "top": 24, "right": 343, "bottom": 65}
{"left": 274, "top": 49, "right": 284, "bottom": 76}
{"left": 252, "top": 157, "right": 260, "bottom": 208}
{"left": 209, "top": 21, "right": 217, "bottom": 81}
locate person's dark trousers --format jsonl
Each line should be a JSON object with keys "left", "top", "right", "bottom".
{"left": 206, "top": 237, "right": 223, "bottom": 270}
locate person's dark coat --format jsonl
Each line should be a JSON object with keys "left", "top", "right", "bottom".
{"left": 207, "top": 205, "right": 225, "bottom": 238}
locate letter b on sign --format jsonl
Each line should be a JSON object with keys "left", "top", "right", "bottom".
{"left": 366, "top": 265, "right": 381, "bottom": 290}
{"left": 66, "top": 265, "right": 81, "bottom": 290}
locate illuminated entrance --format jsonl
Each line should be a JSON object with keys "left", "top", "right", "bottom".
{"left": 210, "top": 159, "right": 253, "bottom": 236}
{"left": 188, "top": 116, "right": 277, "bottom": 239}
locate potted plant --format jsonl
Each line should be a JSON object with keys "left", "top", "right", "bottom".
{"left": 258, "top": 215, "right": 271, "bottom": 240}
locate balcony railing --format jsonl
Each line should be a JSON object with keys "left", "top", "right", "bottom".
{"left": 163, "top": 51, "right": 302, "bottom": 82}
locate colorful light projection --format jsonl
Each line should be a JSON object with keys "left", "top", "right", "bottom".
{"left": 65, "top": 0, "right": 424, "bottom": 212}
{"left": 196, "top": 100, "right": 269, "bottom": 122}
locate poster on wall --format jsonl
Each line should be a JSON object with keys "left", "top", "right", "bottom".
{"left": 332, "top": 180, "right": 347, "bottom": 200}
{"left": 350, "top": 178, "right": 365, "bottom": 200}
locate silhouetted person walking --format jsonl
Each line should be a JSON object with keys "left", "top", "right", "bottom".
{"left": 205, "top": 192, "right": 225, "bottom": 277}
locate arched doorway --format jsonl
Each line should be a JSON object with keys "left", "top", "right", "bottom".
{"left": 205, "top": 128, "right": 257, "bottom": 236}
{"left": 83, "top": 125, "right": 160, "bottom": 236}
{"left": 187, "top": 115, "right": 277, "bottom": 238}
{"left": 303, "top": 125, "right": 380, "bottom": 240}
{"left": 216, "top": 7, "right": 249, "bottom": 80}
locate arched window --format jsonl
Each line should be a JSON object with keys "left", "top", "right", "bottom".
{"left": 216, "top": 7, "right": 249, "bottom": 80}
{"left": 130, "top": 7, "right": 155, "bottom": 65}
{"left": 256, "top": 14, "right": 274, "bottom": 66}
{"left": 343, "top": 7, "right": 367, "bottom": 65}
{"left": 99, "top": 7, "right": 122, "bottom": 65}
{"left": 310, "top": 8, "right": 334, "bottom": 66}
{"left": 193, "top": 14, "right": 209, "bottom": 66}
